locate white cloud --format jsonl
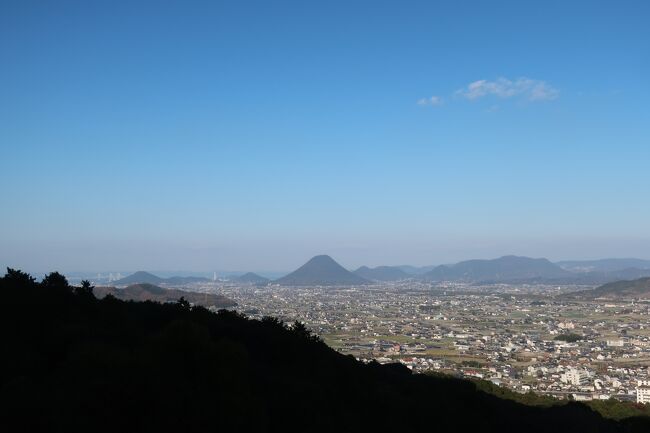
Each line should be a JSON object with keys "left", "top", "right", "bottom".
{"left": 417, "top": 95, "right": 443, "bottom": 106}
{"left": 456, "top": 77, "right": 558, "bottom": 102}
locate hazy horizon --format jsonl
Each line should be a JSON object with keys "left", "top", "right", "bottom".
{"left": 7, "top": 246, "right": 650, "bottom": 276}
{"left": 2, "top": 1, "right": 649, "bottom": 272}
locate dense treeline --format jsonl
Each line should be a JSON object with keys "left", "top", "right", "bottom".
{"left": 554, "top": 333, "right": 584, "bottom": 342}
{"left": 1, "top": 269, "right": 649, "bottom": 433}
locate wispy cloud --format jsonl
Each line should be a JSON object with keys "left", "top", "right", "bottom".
{"left": 417, "top": 96, "right": 443, "bottom": 106}
{"left": 456, "top": 77, "right": 559, "bottom": 102}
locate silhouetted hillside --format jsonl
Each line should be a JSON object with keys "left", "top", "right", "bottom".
{"left": 353, "top": 265, "right": 410, "bottom": 281}
{"left": 94, "top": 283, "right": 236, "bottom": 308}
{"left": 1, "top": 268, "right": 648, "bottom": 433}
{"left": 275, "top": 255, "right": 370, "bottom": 286}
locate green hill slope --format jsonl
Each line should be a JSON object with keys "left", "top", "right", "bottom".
{"left": 568, "top": 277, "right": 650, "bottom": 300}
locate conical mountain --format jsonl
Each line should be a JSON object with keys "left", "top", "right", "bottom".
{"left": 113, "top": 271, "right": 164, "bottom": 285}
{"left": 235, "top": 272, "right": 270, "bottom": 284}
{"left": 275, "top": 255, "right": 371, "bottom": 286}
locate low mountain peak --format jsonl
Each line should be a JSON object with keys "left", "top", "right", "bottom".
{"left": 275, "top": 255, "right": 370, "bottom": 286}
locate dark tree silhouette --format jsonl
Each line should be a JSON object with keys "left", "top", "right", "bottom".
{"left": 291, "top": 320, "right": 311, "bottom": 338}
{"left": 177, "top": 296, "right": 190, "bottom": 309}
{"left": 75, "top": 279, "right": 95, "bottom": 297}
{"left": 41, "top": 271, "right": 70, "bottom": 291}
{"left": 291, "top": 320, "right": 322, "bottom": 343}
{"left": 261, "top": 315, "right": 286, "bottom": 329}
{"left": 4, "top": 267, "right": 36, "bottom": 287}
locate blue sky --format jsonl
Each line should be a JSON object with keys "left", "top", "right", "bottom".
{"left": 1, "top": 1, "right": 649, "bottom": 272}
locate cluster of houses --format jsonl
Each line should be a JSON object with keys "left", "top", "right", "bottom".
{"left": 218, "top": 282, "right": 650, "bottom": 404}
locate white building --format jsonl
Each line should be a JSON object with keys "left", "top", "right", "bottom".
{"left": 636, "top": 381, "right": 650, "bottom": 404}
{"left": 558, "top": 321, "right": 575, "bottom": 330}
{"left": 560, "top": 368, "right": 591, "bottom": 386}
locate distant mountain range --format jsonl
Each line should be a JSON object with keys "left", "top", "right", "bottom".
{"left": 557, "top": 258, "right": 650, "bottom": 273}
{"left": 421, "top": 256, "right": 572, "bottom": 282}
{"left": 112, "top": 256, "right": 650, "bottom": 288}
{"left": 113, "top": 271, "right": 209, "bottom": 286}
{"left": 94, "top": 283, "right": 236, "bottom": 308}
{"left": 396, "top": 265, "right": 439, "bottom": 275}
{"left": 347, "top": 257, "right": 650, "bottom": 284}
{"left": 353, "top": 265, "right": 410, "bottom": 281}
{"left": 274, "top": 255, "right": 370, "bottom": 286}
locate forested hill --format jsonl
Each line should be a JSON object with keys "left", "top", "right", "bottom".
{"left": 568, "top": 277, "right": 650, "bottom": 300}
{"left": 1, "top": 269, "right": 649, "bottom": 433}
